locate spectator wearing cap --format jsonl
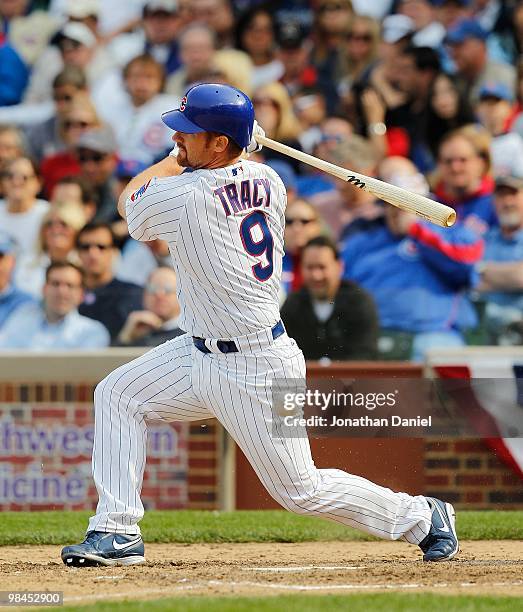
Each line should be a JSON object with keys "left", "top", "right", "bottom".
{"left": 115, "top": 266, "right": 184, "bottom": 347}
{"left": 97, "top": 54, "right": 178, "bottom": 165}
{"left": 234, "top": 5, "right": 284, "bottom": 89}
{"left": 475, "top": 174, "right": 523, "bottom": 342}
{"left": 63, "top": 0, "right": 101, "bottom": 36}
{"left": 25, "top": 66, "right": 88, "bottom": 163}
{"left": 0, "top": 261, "right": 110, "bottom": 350}
{"left": 446, "top": 17, "right": 516, "bottom": 106}
{"left": 432, "top": 125, "right": 497, "bottom": 235}
{"left": 76, "top": 222, "right": 143, "bottom": 340}
{"left": 75, "top": 125, "right": 119, "bottom": 225}
{"left": 109, "top": 0, "right": 182, "bottom": 76}
{"left": 0, "top": 156, "right": 50, "bottom": 259}
{"left": 40, "top": 91, "right": 102, "bottom": 197}
{"left": 475, "top": 81, "right": 523, "bottom": 179}
{"left": 166, "top": 24, "right": 217, "bottom": 97}
{"left": 341, "top": 161, "right": 483, "bottom": 361}
{"left": 0, "top": 230, "right": 34, "bottom": 331}
{"left": 281, "top": 235, "right": 378, "bottom": 361}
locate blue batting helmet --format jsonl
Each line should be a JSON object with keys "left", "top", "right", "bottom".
{"left": 161, "top": 83, "right": 254, "bottom": 149}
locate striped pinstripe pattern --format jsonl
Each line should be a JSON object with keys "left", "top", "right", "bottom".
{"left": 89, "top": 159, "right": 433, "bottom": 545}
{"left": 88, "top": 334, "right": 431, "bottom": 544}
{"left": 126, "top": 160, "right": 286, "bottom": 339}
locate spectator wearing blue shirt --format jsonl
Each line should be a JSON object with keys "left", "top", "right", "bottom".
{"left": 0, "top": 261, "right": 109, "bottom": 349}
{"left": 0, "top": 42, "right": 29, "bottom": 106}
{"left": 0, "top": 230, "right": 33, "bottom": 330}
{"left": 342, "top": 202, "right": 484, "bottom": 361}
{"left": 475, "top": 174, "right": 523, "bottom": 341}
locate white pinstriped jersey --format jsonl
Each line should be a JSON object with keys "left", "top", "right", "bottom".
{"left": 126, "top": 159, "right": 286, "bottom": 338}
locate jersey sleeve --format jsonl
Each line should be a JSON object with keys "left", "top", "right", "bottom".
{"left": 125, "top": 175, "right": 187, "bottom": 242}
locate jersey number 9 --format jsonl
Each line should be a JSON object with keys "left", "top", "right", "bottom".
{"left": 240, "top": 211, "right": 274, "bottom": 281}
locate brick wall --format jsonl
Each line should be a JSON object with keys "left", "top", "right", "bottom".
{"left": 425, "top": 439, "right": 523, "bottom": 508}
{"left": 0, "top": 383, "right": 221, "bottom": 511}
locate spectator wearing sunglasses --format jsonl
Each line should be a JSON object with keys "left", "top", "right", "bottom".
{"left": 0, "top": 156, "right": 49, "bottom": 259}
{"left": 337, "top": 15, "right": 380, "bottom": 98}
{"left": 75, "top": 125, "right": 120, "bottom": 226}
{"left": 40, "top": 91, "right": 102, "bottom": 197}
{"left": 76, "top": 222, "right": 142, "bottom": 340}
{"left": 115, "top": 266, "right": 184, "bottom": 347}
{"left": 282, "top": 198, "right": 323, "bottom": 298}
{"left": 26, "top": 66, "right": 88, "bottom": 163}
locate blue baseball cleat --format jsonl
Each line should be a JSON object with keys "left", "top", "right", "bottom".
{"left": 61, "top": 531, "right": 145, "bottom": 567}
{"left": 419, "top": 497, "right": 459, "bottom": 562}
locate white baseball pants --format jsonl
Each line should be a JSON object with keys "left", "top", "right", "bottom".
{"left": 88, "top": 333, "right": 432, "bottom": 544}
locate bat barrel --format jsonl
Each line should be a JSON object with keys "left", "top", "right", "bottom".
{"left": 256, "top": 135, "right": 456, "bottom": 228}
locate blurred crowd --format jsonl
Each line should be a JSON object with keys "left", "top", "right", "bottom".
{"left": 1, "top": 0, "right": 523, "bottom": 361}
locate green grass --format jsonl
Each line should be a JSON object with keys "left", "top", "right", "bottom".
{"left": 0, "top": 510, "right": 521, "bottom": 546}
{"left": 44, "top": 593, "right": 523, "bottom": 612}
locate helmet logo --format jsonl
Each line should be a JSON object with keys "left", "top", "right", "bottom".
{"left": 180, "top": 96, "right": 187, "bottom": 112}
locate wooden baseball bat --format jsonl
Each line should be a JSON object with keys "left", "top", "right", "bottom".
{"left": 256, "top": 135, "right": 456, "bottom": 228}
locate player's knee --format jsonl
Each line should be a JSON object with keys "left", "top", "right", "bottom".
{"left": 266, "top": 487, "right": 318, "bottom": 515}
{"left": 94, "top": 372, "right": 120, "bottom": 409}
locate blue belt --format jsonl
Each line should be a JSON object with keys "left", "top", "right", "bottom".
{"left": 193, "top": 320, "right": 285, "bottom": 354}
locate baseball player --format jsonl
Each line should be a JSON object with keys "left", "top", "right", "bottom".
{"left": 61, "top": 84, "right": 458, "bottom": 567}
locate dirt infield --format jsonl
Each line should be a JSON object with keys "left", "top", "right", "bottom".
{"left": 0, "top": 541, "right": 522, "bottom": 606}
